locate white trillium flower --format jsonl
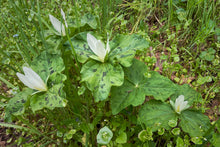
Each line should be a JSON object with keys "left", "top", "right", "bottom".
{"left": 49, "top": 9, "right": 68, "bottom": 36}
{"left": 170, "top": 95, "right": 189, "bottom": 114}
{"left": 87, "top": 33, "right": 110, "bottom": 63}
{"left": 16, "top": 67, "right": 47, "bottom": 91}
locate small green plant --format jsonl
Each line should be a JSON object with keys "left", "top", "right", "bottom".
{"left": 0, "top": 0, "right": 219, "bottom": 146}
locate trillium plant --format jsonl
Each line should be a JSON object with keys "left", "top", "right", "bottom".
{"left": 3, "top": 7, "right": 214, "bottom": 147}
{"left": 16, "top": 67, "right": 47, "bottom": 92}
{"left": 49, "top": 9, "right": 68, "bottom": 36}
{"left": 87, "top": 33, "right": 110, "bottom": 62}
{"left": 170, "top": 95, "right": 190, "bottom": 114}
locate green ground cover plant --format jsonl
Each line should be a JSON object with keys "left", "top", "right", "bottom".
{"left": 0, "top": 0, "right": 219, "bottom": 146}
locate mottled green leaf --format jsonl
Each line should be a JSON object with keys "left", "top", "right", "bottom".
{"left": 80, "top": 14, "right": 97, "bottom": 29}
{"left": 138, "top": 100, "right": 177, "bottom": 132}
{"left": 170, "top": 84, "right": 202, "bottom": 105}
{"left": 179, "top": 110, "right": 211, "bottom": 137}
{"left": 30, "top": 52, "right": 67, "bottom": 112}
{"left": 30, "top": 83, "right": 67, "bottom": 112}
{"left": 111, "top": 59, "right": 176, "bottom": 114}
{"left": 68, "top": 32, "right": 149, "bottom": 66}
{"left": 68, "top": 13, "right": 97, "bottom": 29}
{"left": 31, "top": 51, "right": 65, "bottom": 82}
{"left": 5, "top": 88, "right": 33, "bottom": 122}
{"left": 81, "top": 60, "right": 124, "bottom": 102}
{"left": 68, "top": 32, "right": 93, "bottom": 63}
{"left": 109, "top": 34, "right": 149, "bottom": 67}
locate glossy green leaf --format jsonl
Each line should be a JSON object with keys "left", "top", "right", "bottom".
{"left": 179, "top": 110, "right": 211, "bottom": 137}
{"left": 170, "top": 84, "right": 202, "bottom": 105}
{"left": 111, "top": 59, "right": 176, "bottom": 114}
{"left": 81, "top": 60, "right": 124, "bottom": 102}
{"left": 138, "top": 100, "right": 177, "bottom": 132}
{"left": 5, "top": 88, "right": 33, "bottom": 122}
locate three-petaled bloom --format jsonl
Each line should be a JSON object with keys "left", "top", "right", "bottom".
{"left": 87, "top": 33, "right": 110, "bottom": 63}
{"left": 170, "top": 95, "right": 189, "bottom": 114}
{"left": 16, "top": 67, "right": 47, "bottom": 91}
{"left": 49, "top": 9, "right": 68, "bottom": 36}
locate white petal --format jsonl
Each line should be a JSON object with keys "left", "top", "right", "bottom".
{"left": 16, "top": 73, "right": 36, "bottom": 90}
{"left": 181, "top": 101, "right": 189, "bottom": 111}
{"left": 22, "top": 67, "right": 47, "bottom": 91}
{"left": 175, "top": 95, "right": 184, "bottom": 106}
{"left": 87, "top": 33, "right": 98, "bottom": 53}
{"left": 95, "top": 40, "right": 106, "bottom": 61}
{"left": 61, "top": 9, "right": 68, "bottom": 27}
{"left": 49, "top": 14, "right": 65, "bottom": 36}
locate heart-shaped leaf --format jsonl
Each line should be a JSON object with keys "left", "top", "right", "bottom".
{"left": 81, "top": 60, "right": 124, "bottom": 102}
{"left": 111, "top": 59, "right": 176, "bottom": 114}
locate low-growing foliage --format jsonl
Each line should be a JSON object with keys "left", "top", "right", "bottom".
{"left": 0, "top": 0, "right": 219, "bottom": 146}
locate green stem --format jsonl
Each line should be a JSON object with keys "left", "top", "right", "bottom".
{"left": 66, "top": 29, "right": 81, "bottom": 74}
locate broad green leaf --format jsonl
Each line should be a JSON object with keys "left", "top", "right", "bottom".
{"left": 109, "top": 34, "right": 149, "bottom": 67}
{"left": 144, "top": 71, "right": 176, "bottom": 101}
{"left": 30, "top": 52, "right": 67, "bottom": 112}
{"left": 31, "top": 51, "right": 65, "bottom": 82}
{"left": 111, "top": 59, "right": 176, "bottom": 114}
{"left": 68, "top": 13, "right": 97, "bottom": 29}
{"left": 170, "top": 84, "right": 202, "bottom": 105}
{"left": 30, "top": 83, "right": 67, "bottom": 112}
{"left": 81, "top": 60, "right": 124, "bottom": 102}
{"left": 80, "top": 14, "right": 97, "bottom": 29}
{"left": 4, "top": 88, "right": 33, "bottom": 122}
{"left": 68, "top": 32, "right": 94, "bottom": 63}
{"left": 110, "top": 59, "right": 148, "bottom": 114}
{"left": 116, "top": 132, "right": 127, "bottom": 144}
{"left": 211, "top": 133, "right": 220, "bottom": 147}
{"left": 68, "top": 32, "right": 149, "bottom": 66}
{"left": 138, "top": 100, "right": 177, "bottom": 132}
{"left": 179, "top": 110, "right": 211, "bottom": 137}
